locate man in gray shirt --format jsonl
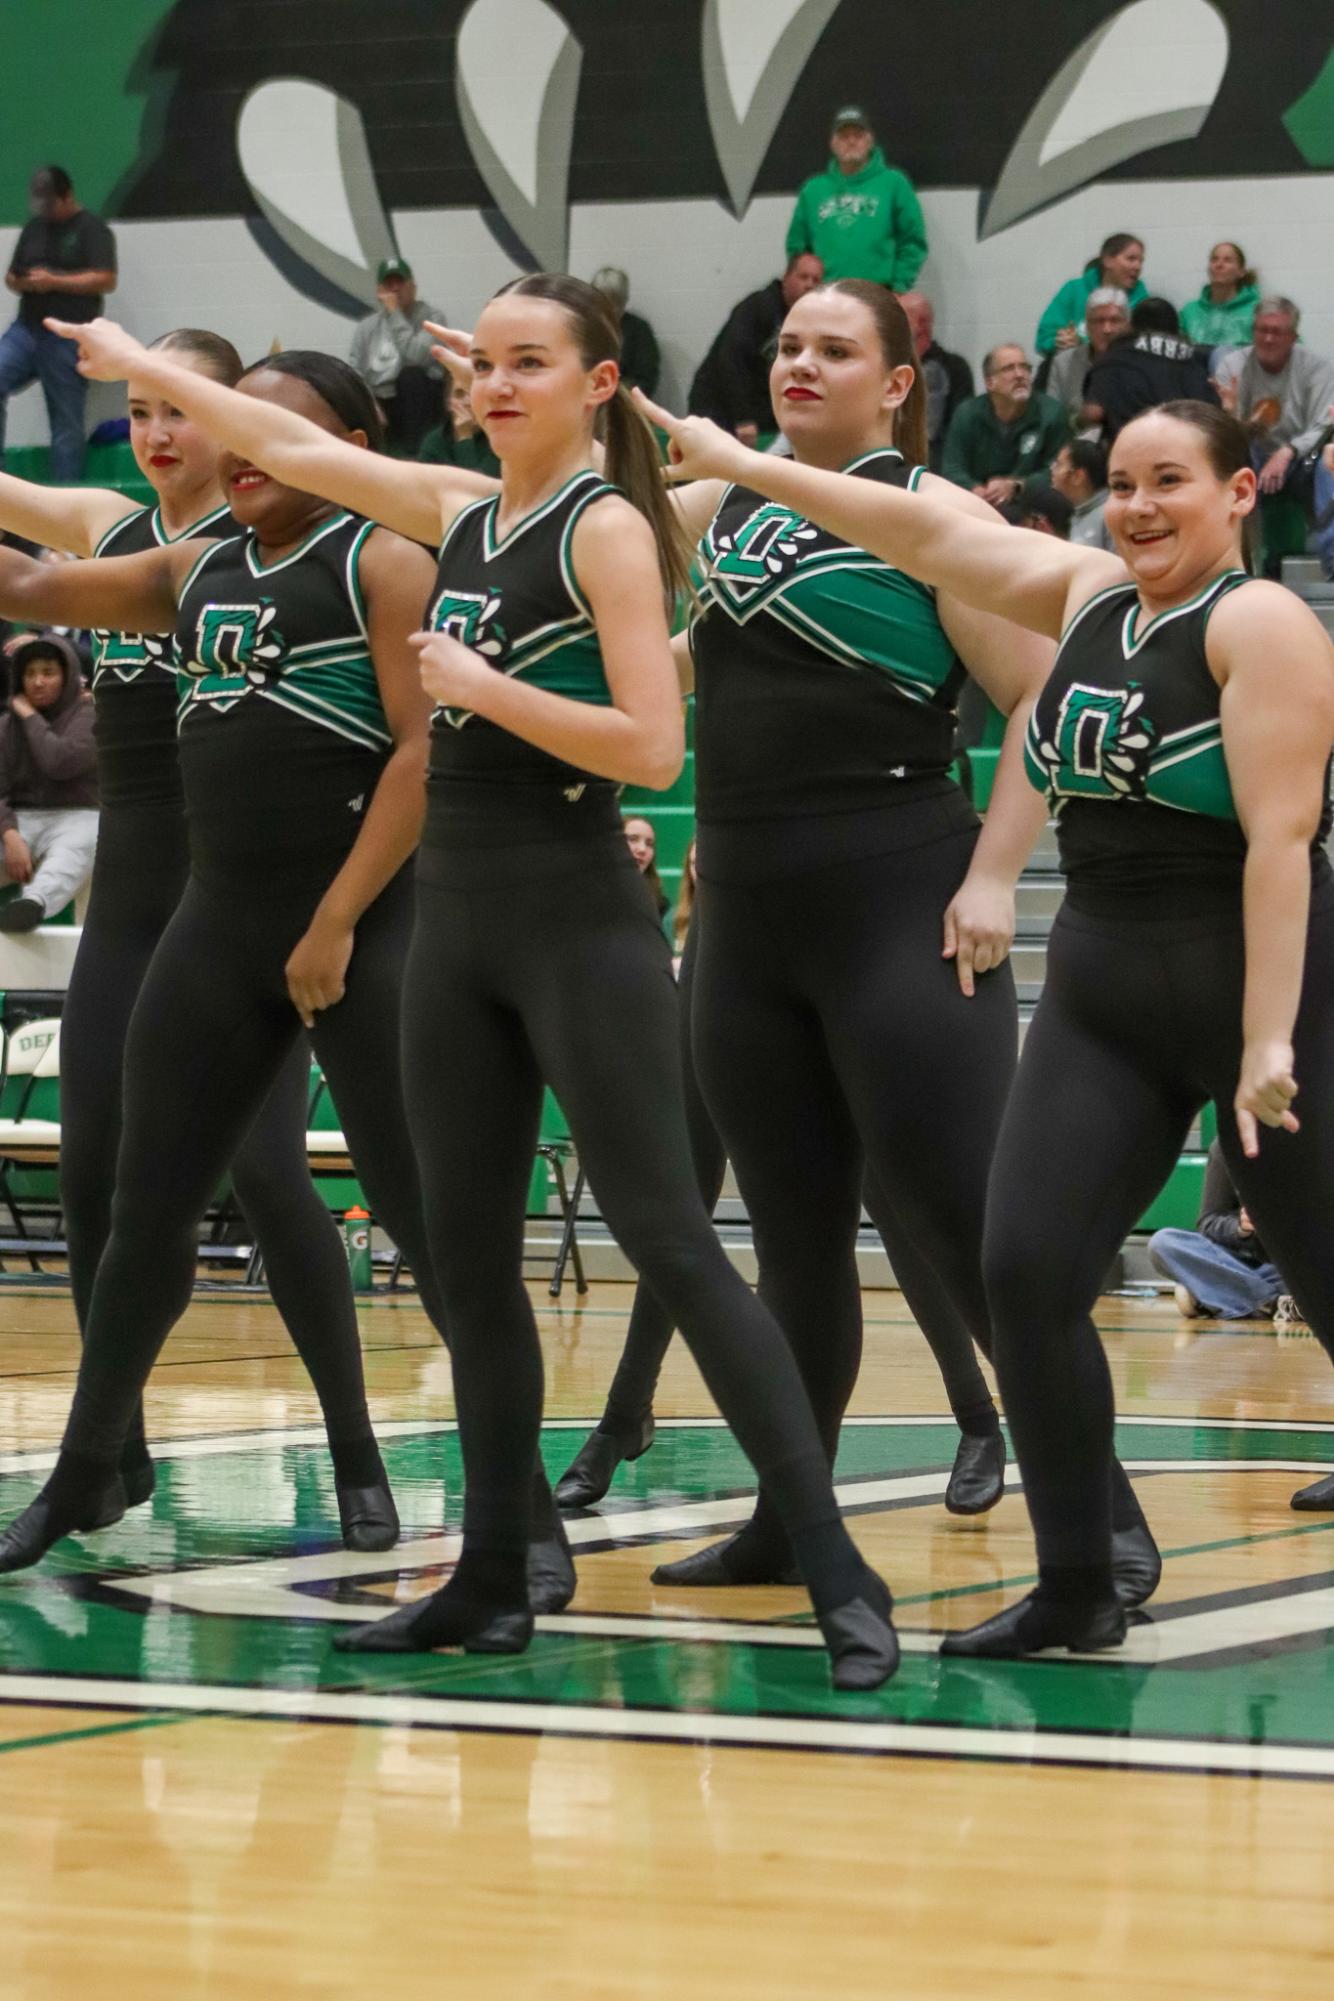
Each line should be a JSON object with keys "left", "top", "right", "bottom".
{"left": 1215, "top": 296, "right": 1334, "bottom": 485}
{"left": 347, "top": 256, "right": 443, "bottom": 452}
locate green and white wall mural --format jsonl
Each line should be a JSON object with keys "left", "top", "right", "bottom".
{"left": 0, "top": 0, "right": 1328, "bottom": 446}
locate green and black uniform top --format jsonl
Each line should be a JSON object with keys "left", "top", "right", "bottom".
{"left": 90, "top": 500, "right": 234, "bottom": 811}
{"left": 1025, "top": 570, "right": 1332, "bottom": 910}
{"left": 691, "top": 450, "right": 965, "bottom": 822}
{"left": 172, "top": 508, "right": 391, "bottom": 878}
{"left": 423, "top": 469, "right": 619, "bottom": 844}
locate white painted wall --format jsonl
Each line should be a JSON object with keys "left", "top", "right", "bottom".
{"left": 1, "top": 170, "right": 1330, "bottom": 446}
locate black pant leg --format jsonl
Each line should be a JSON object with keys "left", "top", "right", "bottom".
{"left": 601, "top": 918, "right": 729, "bottom": 1431}
{"left": 982, "top": 911, "right": 1198, "bottom": 1573}
{"left": 63, "top": 879, "right": 304, "bottom": 1462}
{"left": 399, "top": 870, "right": 547, "bottom": 1554}
{"left": 305, "top": 865, "right": 446, "bottom": 1336}
{"left": 229, "top": 1037, "right": 372, "bottom": 1440}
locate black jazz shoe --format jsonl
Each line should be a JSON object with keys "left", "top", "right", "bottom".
{"left": 1111, "top": 1521, "right": 1162, "bottom": 1607}
{"left": 527, "top": 1508, "right": 577, "bottom": 1613}
{"left": 651, "top": 1529, "right": 802, "bottom": 1588}
{"left": 554, "top": 1414, "right": 656, "bottom": 1509}
{"left": 940, "top": 1590, "right": 1126, "bottom": 1660}
{"left": 944, "top": 1431, "right": 1006, "bottom": 1516}
{"left": 0, "top": 1477, "right": 128, "bottom": 1574}
{"left": 336, "top": 1481, "right": 401, "bottom": 1553}
{"left": 1290, "top": 1471, "right": 1334, "bottom": 1511}
{"left": 817, "top": 1571, "right": 900, "bottom": 1690}
{"left": 333, "top": 1594, "right": 534, "bottom": 1655}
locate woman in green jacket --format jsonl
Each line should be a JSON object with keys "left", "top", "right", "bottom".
{"left": 1036, "top": 234, "right": 1148, "bottom": 355}
{"left": 1179, "top": 243, "right": 1261, "bottom": 351}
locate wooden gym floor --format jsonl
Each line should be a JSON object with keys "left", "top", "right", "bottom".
{"left": 1, "top": 1277, "right": 1334, "bottom": 1998}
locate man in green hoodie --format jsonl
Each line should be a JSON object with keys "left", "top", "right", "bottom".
{"left": 785, "top": 106, "right": 927, "bottom": 292}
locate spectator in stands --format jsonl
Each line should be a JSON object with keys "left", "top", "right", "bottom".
{"left": 1044, "top": 289, "right": 1130, "bottom": 432}
{"left": 1035, "top": 232, "right": 1148, "bottom": 356}
{"left": 1084, "top": 298, "right": 1218, "bottom": 443}
{"left": 348, "top": 257, "right": 443, "bottom": 453}
{"left": 940, "top": 344, "right": 1069, "bottom": 506}
{"left": 1179, "top": 242, "right": 1261, "bottom": 353}
{"left": 591, "top": 269, "right": 660, "bottom": 397}
{"left": 785, "top": 106, "right": 927, "bottom": 292}
{"left": 689, "top": 252, "right": 823, "bottom": 444}
{"left": 0, "top": 631, "right": 97, "bottom": 932}
{"left": 1020, "top": 486, "right": 1072, "bottom": 538}
{"left": 418, "top": 378, "right": 500, "bottom": 476}
{"left": 1051, "top": 439, "right": 1113, "bottom": 550}
{"left": 1214, "top": 298, "right": 1334, "bottom": 498}
{"left": 898, "top": 291, "right": 972, "bottom": 471}
{"left": 0, "top": 167, "right": 117, "bottom": 481}
{"left": 1148, "top": 1140, "right": 1283, "bottom": 1320}
{"left": 623, "top": 813, "right": 668, "bottom": 917}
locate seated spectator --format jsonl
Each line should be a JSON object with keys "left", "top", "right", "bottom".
{"left": 592, "top": 269, "right": 660, "bottom": 396}
{"left": 1214, "top": 296, "right": 1334, "bottom": 496}
{"left": 785, "top": 105, "right": 927, "bottom": 291}
{"left": 348, "top": 257, "right": 443, "bottom": 453}
{"left": 0, "top": 632, "right": 97, "bottom": 932}
{"left": 1084, "top": 298, "right": 1218, "bottom": 443}
{"left": 1, "top": 166, "right": 117, "bottom": 481}
{"left": 623, "top": 813, "right": 668, "bottom": 917}
{"left": 940, "top": 345, "right": 1069, "bottom": 507}
{"left": 1036, "top": 232, "right": 1148, "bottom": 355}
{"left": 1148, "top": 1140, "right": 1283, "bottom": 1320}
{"left": 1044, "top": 289, "right": 1130, "bottom": 432}
{"left": 1318, "top": 429, "right": 1334, "bottom": 583}
{"left": 1020, "top": 486, "right": 1072, "bottom": 538}
{"left": 898, "top": 292, "right": 973, "bottom": 471}
{"left": 418, "top": 379, "right": 500, "bottom": 476}
{"left": 689, "top": 253, "right": 823, "bottom": 443}
{"left": 1051, "top": 439, "right": 1113, "bottom": 549}
{"left": 1179, "top": 242, "right": 1260, "bottom": 353}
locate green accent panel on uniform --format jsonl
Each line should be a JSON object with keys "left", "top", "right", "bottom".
{"left": 1283, "top": 48, "right": 1334, "bottom": 166}
{"left": 1150, "top": 739, "right": 1235, "bottom": 821}
{"left": 0, "top": 1, "right": 179, "bottom": 223}
{"left": 1137, "top": 1153, "right": 1206, "bottom": 1231}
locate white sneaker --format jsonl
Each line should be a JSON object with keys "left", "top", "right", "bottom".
{"left": 1172, "top": 1283, "right": 1201, "bottom": 1317}
{"left": 1274, "top": 1294, "right": 1310, "bottom": 1330}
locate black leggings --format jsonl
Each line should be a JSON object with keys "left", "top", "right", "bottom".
{"left": 400, "top": 818, "right": 865, "bottom": 1597}
{"left": 61, "top": 856, "right": 441, "bottom": 1463}
{"left": 59, "top": 808, "right": 372, "bottom": 1450}
{"left": 600, "top": 896, "right": 1003, "bottom": 1434}
{"left": 983, "top": 881, "right": 1334, "bottom": 1576}
{"left": 686, "top": 796, "right": 1014, "bottom": 1487}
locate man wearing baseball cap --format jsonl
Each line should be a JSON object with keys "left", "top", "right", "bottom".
{"left": 347, "top": 255, "right": 444, "bottom": 453}
{"left": 785, "top": 106, "right": 927, "bottom": 292}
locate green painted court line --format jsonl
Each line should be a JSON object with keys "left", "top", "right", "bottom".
{"left": 0, "top": 1709, "right": 196, "bottom": 1758}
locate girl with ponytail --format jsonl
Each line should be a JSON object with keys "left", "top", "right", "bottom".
{"left": 560, "top": 282, "right": 1066, "bottom": 1576}
{"left": 42, "top": 285, "right": 899, "bottom": 1690}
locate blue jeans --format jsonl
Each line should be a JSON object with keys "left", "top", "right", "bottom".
{"left": 1315, "top": 457, "right": 1334, "bottom": 581}
{"left": 0, "top": 319, "right": 88, "bottom": 480}
{"left": 1148, "top": 1227, "right": 1282, "bottom": 1318}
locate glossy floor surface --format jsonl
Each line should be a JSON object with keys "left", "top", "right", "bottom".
{"left": 3, "top": 1278, "right": 1334, "bottom": 1998}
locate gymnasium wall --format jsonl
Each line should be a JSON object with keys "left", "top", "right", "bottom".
{"left": 0, "top": 0, "right": 1330, "bottom": 446}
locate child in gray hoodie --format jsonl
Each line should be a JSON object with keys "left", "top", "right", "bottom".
{"left": 0, "top": 629, "right": 97, "bottom": 930}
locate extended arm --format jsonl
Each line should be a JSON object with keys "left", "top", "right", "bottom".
{"left": 0, "top": 473, "right": 138, "bottom": 559}
{"left": 415, "top": 499, "right": 683, "bottom": 790}
{"left": 44, "top": 317, "right": 491, "bottom": 549}
{"left": 635, "top": 394, "right": 1117, "bottom": 639}
{"left": 284, "top": 529, "right": 437, "bottom": 1025}
{"left": 0, "top": 541, "right": 183, "bottom": 634}
{"left": 1214, "top": 583, "right": 1334, "bottom": 1154}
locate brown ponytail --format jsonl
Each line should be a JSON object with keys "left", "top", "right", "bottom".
{"left": 818, "top": 280, "right": 928, "bottom": 468}
{"left": 496, "top": 272, "right": 695, "bottom": 608}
